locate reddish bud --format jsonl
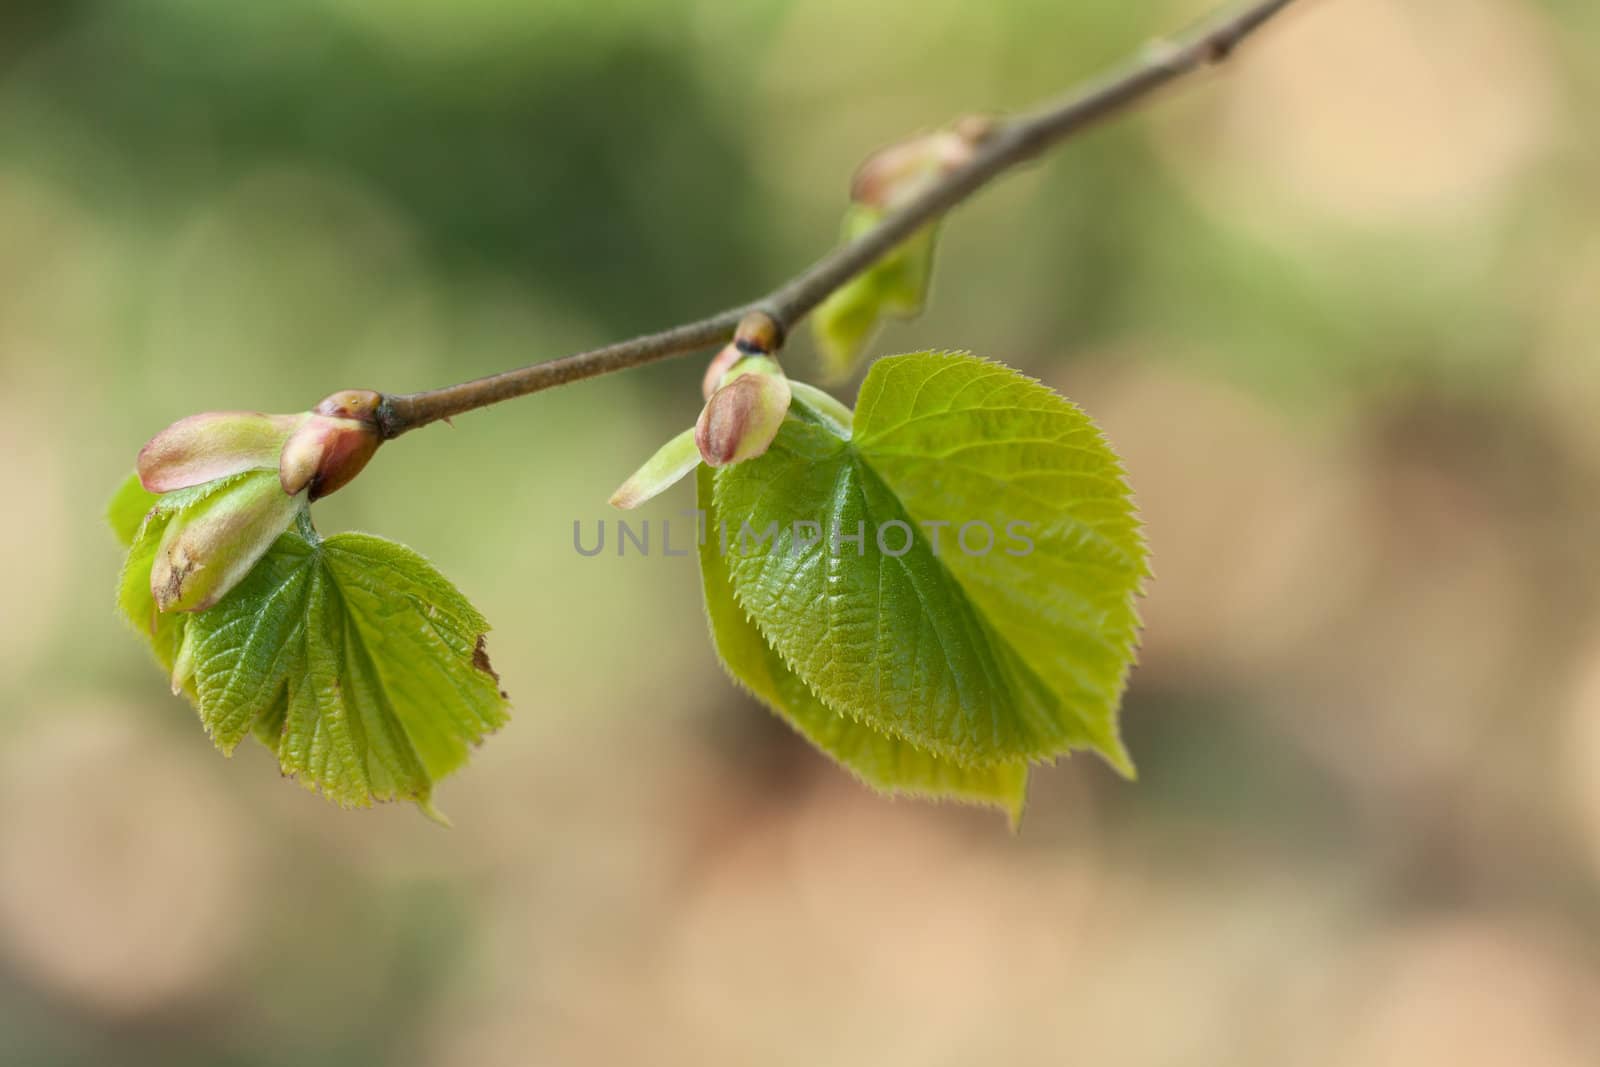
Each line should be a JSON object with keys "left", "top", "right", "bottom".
{"left": 138, "top": 411, "right": 305, "bottom": 493}
{"left": 702, "top": 343, "right": 743, "bottom": 401}
{"left": 695, "top": 358, "right": 791, "bottom": 468}
{"left": 279, "top": 414, "right": 382, "bottom": 501}
{"left": 279, "top": 389, "right": 384, "bottom": 500}
{"left": 850, "top": 128, "right": 979, "bottom": 211}
{"left": 135, "top": 388, "right": 385, "bottom": 614}
{"left": 313, "top": 389, "right": 383, "bottom": 422}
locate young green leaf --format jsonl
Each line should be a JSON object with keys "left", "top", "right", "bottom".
{"left": 697, "top": 467, "right": 1028, "bottom": 824}
{"left": 812, "top": 205, "right": 940, "bottom": 382}
{"left": 713, "top": 351, "right": 1146, "bottom": 775}
{"left": 150, "top": 466, "right": 307, "bottom": 613}
{"left": 115, "top": 476, "right": 509, "bottom": 817}
{"left": 788, "top": 380, "right": 855, "bottom": 436}
{"left": 107, "top": 470, "right": 160, "bottom": 547}
{"left": 114, "top": 471, "right": 262, "bottom": 679}
{"left": 610, "top": 426, "right": 701, "bottom": 509}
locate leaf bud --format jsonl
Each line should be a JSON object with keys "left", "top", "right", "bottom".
{"left": 138, "top": 411, "right": 306, "bottom": 494}
{"left": 850, "top": 127, "right": 982, "bottom": 211}
{"left": 701, "top": 342, "right": 743, "bottom": 401}
{"left": 279, "top": 392, "right": 384, "bottom": 501}
{"left": 695, "top": 357, "right": 792, "bottom": 468}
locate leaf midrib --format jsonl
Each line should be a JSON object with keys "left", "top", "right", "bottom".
{"left": 850, "top": 445, "right": 1119, "bottom": 757}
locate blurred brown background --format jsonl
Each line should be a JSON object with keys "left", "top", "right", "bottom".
{"left": 3, "top": 0, "right": 1600, "bottom": 1063}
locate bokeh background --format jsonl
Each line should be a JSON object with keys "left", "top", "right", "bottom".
{"left": 3, "top": 0, "right": 1600, "bottom": 1063}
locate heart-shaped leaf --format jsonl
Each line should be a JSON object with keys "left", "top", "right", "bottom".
{"left": 713, "top": 351, "right": 1145, "bottom": 774}
{"left": 697, "top": 467, "right": 1028, "bottom": 824}
{"left": 114, "top": 473, "right": 509, "bottom": 817}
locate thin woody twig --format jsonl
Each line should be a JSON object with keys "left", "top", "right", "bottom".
{"left": 376, "top": 0, "right": 1300, "bottom": 439}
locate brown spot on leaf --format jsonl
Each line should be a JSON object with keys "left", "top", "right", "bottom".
{"left": 156, "top": 547, "right": 195, "bottom": 612}
{"left": 471, "top": 635, "right": 507, "bottom": 699}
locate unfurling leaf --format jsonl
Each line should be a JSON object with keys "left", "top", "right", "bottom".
{"left": 106, "top": 471, "right": 160, "bottom": 547}
{"left": 610, "top": 426, "right": 702, "bottom": 510}
{"left": 698, "top": 467, "right": 1028, "bottom": 825}
{"left": 788, "top": 379, "right": 855, "bottom": 434}
{"left": 701, "top": 342, "right": 744, "bottom": 401}
{"left": 612, "top": 348, "right": 804, "bottom": 510}
{"left": 850, "top": 126, "right": 981, "bottom": 210}
{"left": 812, "top": 205, "right": 938, "bottom": 382}
{"left": 150, "top": 469, "right": 306, "bottom": 613}
{"left": 113, "top": 472, "right": 194, "bottom": 678}
{"left": 132, "top": 391, "right": 386, "bottom": 611}
{"left": 113, "top": 472, "right": 508, "bottom": 817}
{"left": 137, "top": 411, "right": 306, "bottom": 493}
{"left": 711, "top": 351, "right": 1146, "bottom": 790}
{"left": 811, "top": 126, "right": 982, "bottom": 382}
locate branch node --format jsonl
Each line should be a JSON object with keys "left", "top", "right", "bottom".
{"left": 734, "top": 310, "right": 784, "bottom": 356}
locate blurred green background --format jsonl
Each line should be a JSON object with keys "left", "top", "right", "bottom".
{"left": 4, "top": 0, "right": 1600, "bottom": 1063}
